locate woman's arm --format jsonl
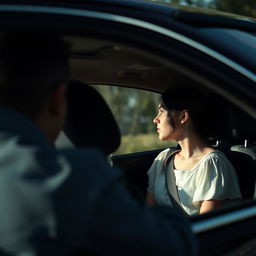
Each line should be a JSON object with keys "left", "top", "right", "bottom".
{"left": 199, "top": 199, "right": 223, "bottom": 214}
{"left": 146, "top": 192, "right": 157, "bottom": 206}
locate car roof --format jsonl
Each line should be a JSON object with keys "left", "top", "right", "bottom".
{"left": 2, "top": 0, "right": 256, "bottom": 25}
{"left": 0, "top": 1, "right": 255, "bottom": 97}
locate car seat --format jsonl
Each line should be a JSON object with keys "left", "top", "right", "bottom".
{"left": 64, "top": 81, "right": 146, "bottom": 203}
{"left": 230, "top": 106, "right": 256, "bottom": 160}
{"left": 228, "top": 105, "right": 256, "bottom": 199}
{"left": 207, "top": 93, "right": 256, "bottom": 199}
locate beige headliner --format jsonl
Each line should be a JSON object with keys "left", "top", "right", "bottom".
{"left": 65, "top": 35, "right": 256, "bottom": 119}
{"left": 66, "top": 36, "right": 200, "bottom": 93}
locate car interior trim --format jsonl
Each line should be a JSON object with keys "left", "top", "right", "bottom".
{"left": 192, "top": 205, "right": 256, "bottom": 234}
{"left": 0, "top": 4, "right": 255, "bottom": 84}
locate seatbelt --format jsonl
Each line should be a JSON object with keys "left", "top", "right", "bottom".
{"left": 164, "top": 153, "right": 188, "bottom": 216}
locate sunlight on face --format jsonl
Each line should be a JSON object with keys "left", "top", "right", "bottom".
{"left": 153, "top": 105, "right": 176, "bottom": 141}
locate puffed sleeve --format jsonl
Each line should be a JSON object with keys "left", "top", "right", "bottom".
{"left": 193, "top": 152, "right": 241, "bottom": 203}
{"left": 147, "top": 148, "right": 171, "bottom": 193}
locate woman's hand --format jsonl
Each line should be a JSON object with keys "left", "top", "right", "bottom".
{"left": 199, "top": 199, "right": 223, "bottom": 214}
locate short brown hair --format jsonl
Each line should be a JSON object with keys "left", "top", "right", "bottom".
{"left": 161, "top": 86, "right": 212, "bottom": 140}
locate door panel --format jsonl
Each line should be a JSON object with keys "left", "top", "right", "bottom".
{"left": 192, "top": 201, "right": 256, "bottom": 255}
{"left": 111, "top": 148, "right": 163, "bottom": 196}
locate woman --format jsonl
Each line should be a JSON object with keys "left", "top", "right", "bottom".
{"left": 146, "top": 87, "right": 241, "bottom": 215}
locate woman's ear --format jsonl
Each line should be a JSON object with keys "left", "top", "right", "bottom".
{"left": 180, "top": 110, "right": 189, "bottom": 124}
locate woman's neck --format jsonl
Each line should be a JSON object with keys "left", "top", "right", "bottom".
{"left": 177, "top": 134, "right": 212, "bottom": 159}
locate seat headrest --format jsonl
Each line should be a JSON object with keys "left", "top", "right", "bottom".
{"left": 205, "top": 93, "right": 256, "bottom": 142}
{"left": 204, "top": 93, "right": 234, "bottom": 141}
{"left": 230, "top": 106, "right": 256, "bottom": 141}
{"left": 64, "top": 81, "right": 121, "bottom": 155}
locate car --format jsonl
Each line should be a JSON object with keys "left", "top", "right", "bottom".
{"left": 1, "top": 0, "right": 256, "bottom": 255}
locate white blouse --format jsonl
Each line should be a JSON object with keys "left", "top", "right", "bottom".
{"left": 147, "top": 148, "right": 242, "bottom": 215}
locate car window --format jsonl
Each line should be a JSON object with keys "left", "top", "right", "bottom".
{"left": 91, "top": 85, "right": 176, "bottom": 155}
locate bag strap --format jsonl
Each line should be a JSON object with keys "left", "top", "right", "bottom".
{"left": 164, "top": 151, "right": 188, "bottom": 216}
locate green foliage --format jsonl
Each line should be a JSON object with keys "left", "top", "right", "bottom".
{"left": 214, "top": 0, "right": 256, "bottom": 17}
{"left": 93, "top": 85, "right": 160, "bottom": 136}
{"left": 147, "top": 0, "right": 256, "bottom": 18}
{"left": 91, "top": 85, "right": 174, "bottom": 155}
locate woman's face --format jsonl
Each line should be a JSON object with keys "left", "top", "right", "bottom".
{"left": 153, "top": 105, "right": 181, "bottom": 141}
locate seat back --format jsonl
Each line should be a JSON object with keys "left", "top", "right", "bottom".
{"left": 229, "top": 106, "right": 256, "bottom": 198}
{"left": 64, "top": 81, "right": 121, "bottom": 155}
{"left": 230, "top": 106, "right": 256, "bottom": 159}
{"left": 207, "top": 93, "right": 256, "bottom": 199}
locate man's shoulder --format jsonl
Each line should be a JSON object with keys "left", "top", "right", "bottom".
{"left": 59, "top": 146, "right": 103, "bottom": 159}
{"left": 58, "top": 147, "right": 108, "bottom": 167}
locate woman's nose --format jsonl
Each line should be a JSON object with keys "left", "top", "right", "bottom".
{"left": 153, "top": 116, "right": 158, "bottom": 124}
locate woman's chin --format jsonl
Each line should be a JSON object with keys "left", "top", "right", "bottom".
{"left": 159, "top": 136, "right": 167, "bottom": 141}
{"left": 159, "top": 135, "right": 176, "bottom": 141}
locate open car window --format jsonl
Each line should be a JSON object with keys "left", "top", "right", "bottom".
{"left": 91, "top": 85, "right": 175, "bottom": 155}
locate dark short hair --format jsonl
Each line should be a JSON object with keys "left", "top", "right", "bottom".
{"left": 161, "top": 86, "right": 212, "bottom": 140}
{"left": 0, "top": 33, "right": 70, "bottom": 119}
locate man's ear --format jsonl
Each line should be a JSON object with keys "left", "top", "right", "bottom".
{"left": 48, "top": 83, "right": 67, "bottom": 117}
{"left": 180, "top": 110, "right": 189, "bottom": 124}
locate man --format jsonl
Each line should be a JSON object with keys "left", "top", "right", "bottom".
{"left": 0, "top": 33, "right": 197, "bottom": 256}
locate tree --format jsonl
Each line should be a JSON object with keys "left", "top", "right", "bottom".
{"left": 214, "top": 0, "right": 256, "bottom": 18}
{"left": 149, "top": 0, "right": 256, "bottom": 17}
{"left": 149, "top": 0, "right": 212, "bottom": 8}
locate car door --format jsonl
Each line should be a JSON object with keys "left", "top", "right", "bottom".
{"left": 191, "top": 200, "right": 256, "bottom": 255}
{"left": 1, "top": 1, "right": 256, "bottom": 254}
